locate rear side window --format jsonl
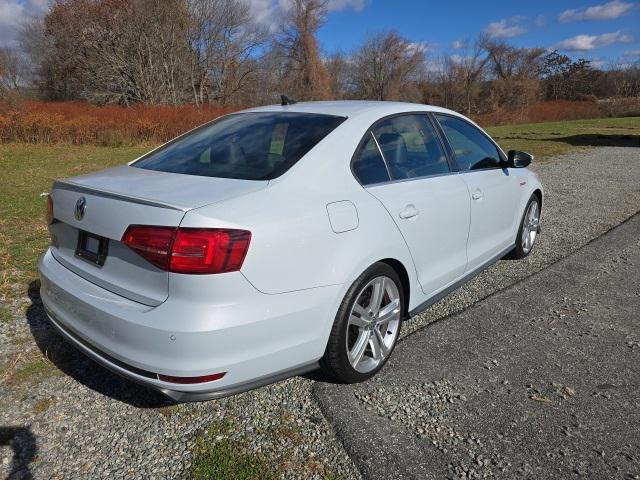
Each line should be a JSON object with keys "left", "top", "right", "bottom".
{"left": 134, "top": 112, "right": 346, "bottom": 180}
{"left": 352, "top": 134, "right": 390, "bottom": 185}
{"left": 372, "top": 114, "right": 449, "bottom": 180}
{"left": 435, "top": 114, "right": 501, "bottom": 171}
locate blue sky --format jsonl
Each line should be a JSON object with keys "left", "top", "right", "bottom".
{"left": 315, "top": 0, "right": 640, "bottom": 66}
{"left": 1, "top": 0, "right": 639, "bottom": 67}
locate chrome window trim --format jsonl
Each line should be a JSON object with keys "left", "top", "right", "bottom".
{"left": 370, "top": 131, "right": 393, "bottom": 181}
{"left": 458, "top": 166, "right": 507, "bottom": 175}
{"left": 426, "top": 112, "right": 459, "bottom": 172}
{"left": 361, "top": 170, "right": 461, "bottom": 189}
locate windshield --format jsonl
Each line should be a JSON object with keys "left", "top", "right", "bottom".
{"left": 133, "top": 112, "right": 346, "bottom": 180}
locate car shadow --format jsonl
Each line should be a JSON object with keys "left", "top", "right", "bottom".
{"left": 301, "top": 369, "right": 340, "bottom": 384}
{"left": 26, "top": 280, "right": 174, "bottom": 409}
{"left": 545, "top": 133, "right": 639, "bottom": 148}
{"left": 0, "top": 426, "right": 36, "bottom": 480}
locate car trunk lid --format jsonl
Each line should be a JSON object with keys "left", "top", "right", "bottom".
{"left": 49, "top": 165, "right": 267, "bottom": 306}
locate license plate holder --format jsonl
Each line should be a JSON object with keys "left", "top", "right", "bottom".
{"left": 75, "top": 231, "right": 109, "bottom": 267}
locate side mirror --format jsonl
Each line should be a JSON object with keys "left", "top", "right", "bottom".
{"left": 507, "top": 150, "right": 534, "bottom": 168}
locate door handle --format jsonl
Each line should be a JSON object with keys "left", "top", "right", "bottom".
{"left": 472, "top": 189, "right": 484, "bottom": 200}
{"left": 399, "top": 205, "right": 419, "bottom": 219}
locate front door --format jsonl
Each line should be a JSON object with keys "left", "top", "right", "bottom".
{"left": 434, "top": 114, "right": 521, "bottom": 271}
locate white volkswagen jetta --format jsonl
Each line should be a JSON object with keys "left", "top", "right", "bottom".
{"left": 39, "top": 101, "right": 542, "bottom": 401}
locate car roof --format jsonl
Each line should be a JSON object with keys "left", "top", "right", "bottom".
{"left": 241, "top": 100, "right": 462, "bottom": 120}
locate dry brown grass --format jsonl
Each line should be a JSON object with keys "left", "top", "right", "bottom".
{"left": 1, "top": 99, "right": 638, "bottom": 146}
{"left": 0, "top": 101, "right": 237, "bottom": 146}
{"left": 475, "top": 98, "right": 640, "bottom": 126}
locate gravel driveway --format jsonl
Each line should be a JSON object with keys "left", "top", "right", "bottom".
{"left": 0, "top": 146, "right": 638, "bottom": 479}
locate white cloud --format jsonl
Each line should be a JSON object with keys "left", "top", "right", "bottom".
{"left": 450, "top": 54, "right": 473, "bottom": 64}
{"left": 451, "top": 40, "right": 464, "bottom": 49}
{"left": 590, "top": 59, "right": 606, "bottom": 68}
{"left": 0, "top": 1, "right": 25, "bottom": 47}
{"left": 559, "top": 1, "right": 635, "bottom": 22}
{"left": 326, "top": 0, "right": 366, "bottom": 12}
{"left": 245, "top": 0, "right": 276, "bottom": 26}
{"left": 0, "top": 0, "right": 49, "bottom": 47}
{"left": 247, "top": 0, "right": 367, "bottom": 31}
{"left": 405, "top": 41, "right": 428, "bottom": 56}
{"left": 624, "top": 49, "right": 640, "bottom": 57}
{"left": 554, "top": 31, "right": 633, "bottom": 51}
{"left": 483, "top": 18, "right": 527, "bottom": 38}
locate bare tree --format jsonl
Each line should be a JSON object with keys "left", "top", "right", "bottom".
{"left": 247, "top": 43, "right": 290, "bottom": 105}
{"left": 15, "top": 0, "right": 637, "bottom": 115}
{"left": 427, "top": 55, "right": 462, "bottom": 110}
{"left": 447, "top": 37, "right": 489, "bottom": 116}
{"left": 278, "top": 0, "right": 331, "bottom": 100}
{"left": 607, "top": 62, "right": 640, "bottom": 98}
{"left": 325, "top": 52, "right": 351, "bottom": 98}
{"left": 350, "top": 31, "right": 425, "bottom": 101}
{"left": 124, "top": 0, "right": 193, "bottom": 105}
{"left": 0, "top": 48, "right": 27, "bottom": 98}
{"left": 30, "top": 0, "right": 193, "bottom": 104}
{"left": 187, "top": 0, "right": 267, "bottom": 106}
{"left": 482, "top": 39, "right": 545, "bottom": 113}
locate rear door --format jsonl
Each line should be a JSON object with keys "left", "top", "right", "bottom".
{"left": 434, "top": 114, "right": 521, "bottom": 271}
{"left": 353, "top": 113, "right": 471, "bottom": 296}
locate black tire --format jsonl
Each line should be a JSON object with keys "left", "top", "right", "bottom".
{"left": 510, "top": 194, "right": 540, "bottom": 260}
{"left": 320, "top": 262, "right": 404, "bottom": 383}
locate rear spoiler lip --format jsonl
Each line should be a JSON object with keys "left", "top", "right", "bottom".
{"left": 53, "top": 180, "right": 189, "bottom": 212}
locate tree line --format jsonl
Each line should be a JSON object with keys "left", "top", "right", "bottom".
{"left": 1, "top": 0, "right": 639, "bottom": 114}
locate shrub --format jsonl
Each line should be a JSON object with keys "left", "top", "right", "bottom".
{"left": 473, "top": 98, "right": 640, "bottom": 126}
{"left": 0, "top": 101, "right": 237, "bottom": 145}
{"left": 1, "top": 99, "right": 637, "bottom": 145}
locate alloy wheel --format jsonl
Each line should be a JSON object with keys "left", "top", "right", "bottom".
{"left": 346, "top": 276, "right": 401, "bottom": 373}
{"left": 521, "top": 200, "right": 540, "bottom": 254}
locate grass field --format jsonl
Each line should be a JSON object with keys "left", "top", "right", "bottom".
{"left": 0, "top": 144, "right": 150, "bottom": 305}
{"left": 485, "top": 116, "right": 639, "bottom": 159}
{"left": 0, "top": 116, "right": 638, "bottom": 307}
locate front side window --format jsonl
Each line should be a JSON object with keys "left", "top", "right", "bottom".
{"left": 372, "top": 114, "right": 449, "bottom": 180}
{"left": 134, "top": 112, "right": 346, "bottom": 180}
{"left": 435, "top": 114, "right": 502, "bottom": 171}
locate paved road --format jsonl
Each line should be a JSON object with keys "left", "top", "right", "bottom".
{"left": 315, "top": 214, "right": 640, "bottom": 479}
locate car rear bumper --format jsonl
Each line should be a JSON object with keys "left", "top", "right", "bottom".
{"left": 39, "top": 249, "right": 341, "bottom": 401}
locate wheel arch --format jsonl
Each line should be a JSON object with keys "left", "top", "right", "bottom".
{"left": 378, "top": 258, "right": 411, "bottom": 320}
{"left": 532, "top": 188, "right": 543, "bottom": 210}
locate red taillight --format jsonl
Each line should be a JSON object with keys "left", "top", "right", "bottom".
{"left": 121, "top": 225, "right": 251, "bottom": 274}
{"left": 121, "top": 225, "right": 176, "bottom": 270}
{"left": 158, "top": 372, "right": 226, "bottom": 384}
{"left": 170, "top": 228, "right": 251, "bottom": 274}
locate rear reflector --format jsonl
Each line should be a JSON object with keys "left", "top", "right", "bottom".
{"left": 158, "top": 372, "right": 226, "bottom": 384}
{"left": 121, "top": 225, "right": 251, "bottom": 274}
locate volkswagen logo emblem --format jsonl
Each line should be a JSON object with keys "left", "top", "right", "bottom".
{"left": 74, "top": 197, "right": 87, "bottom": 221}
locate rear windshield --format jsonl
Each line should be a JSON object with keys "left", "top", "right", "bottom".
{"left": 133, "top": 112, "right": 346, "bottom": 180}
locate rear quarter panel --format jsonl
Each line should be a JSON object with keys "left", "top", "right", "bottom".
{"left": 181, "top": 118, "right": 421, "bottom": 308}
{"left": 182, "top": 181, "right": 418, "bottom": 297}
